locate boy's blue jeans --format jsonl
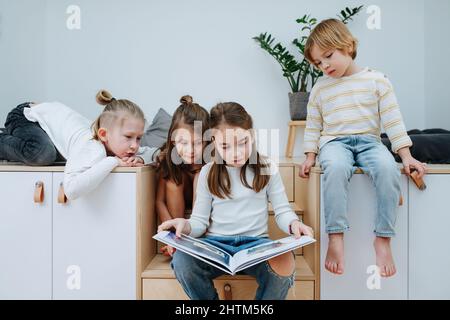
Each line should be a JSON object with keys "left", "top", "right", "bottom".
{"left": 171, "top": 235, "right": 295, "bottom": 300}
{"left": 318, "top": 135, "right": 401, "bottom": 237}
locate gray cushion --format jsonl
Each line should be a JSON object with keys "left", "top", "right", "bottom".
{"left": 141, "top": 108, "right": 172, "bottom": 149}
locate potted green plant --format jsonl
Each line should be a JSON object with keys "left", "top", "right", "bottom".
{"left": 253, "top": 6, "right": 363, "bottom": 120}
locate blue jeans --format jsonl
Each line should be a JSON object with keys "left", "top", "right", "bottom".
{"left": 171, "top": 235, "right": 295, "bottom": 300}
{"left": 319, "top": 135, "right": 401, "bottom": 237}
{"left": 0, "top": 103, "right": 64, "bottom": 165}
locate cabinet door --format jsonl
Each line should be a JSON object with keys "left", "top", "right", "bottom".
{"left": 320, "top": 174, "right": 408, "bottom": 299}
{"left": 52, "top": 172, "right": 137, "bottom": 299}
{"left": 0, "top": 172, "right": 52, "bottom": 300}
{"left": 409, "top": 174, "right": 450, "bottom": 299}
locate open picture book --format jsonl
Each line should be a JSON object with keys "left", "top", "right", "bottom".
{"left": 153, "top": 231, "right": 316, "bottom": 275}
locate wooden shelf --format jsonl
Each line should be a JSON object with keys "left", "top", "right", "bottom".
{"left": 289, "top": 121, "right": 307, "bottom": 126}
{"left": 142, "top": 254, "right": 315, "bottom": 281}
{"left": 268, "top": 202, "right": 303, "bottom": 214}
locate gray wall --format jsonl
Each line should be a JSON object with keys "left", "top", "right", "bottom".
{"left": 1, "top": 0, "right": 447, "bottom": 156}
{"left": 425, "top": 0, "right": 450, "bottom": 129}
{"left": 0, "top": 0, "right": 47, "bottom": 119}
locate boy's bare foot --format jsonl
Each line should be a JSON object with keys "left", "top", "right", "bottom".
{"left": 374, "top": 237, "right": 396, "bottom": 277}
{"left": 325, "top": 233, "right": 344, "bottom": 275}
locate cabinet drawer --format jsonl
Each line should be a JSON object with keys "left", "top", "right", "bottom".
{"left": 142, "top": 278, "right": 314, "bottom": 300}
{"left": 143, "top": 279, "right": 189, "bottom": 300}
{"left": 268, "top": 215, "right": 303, "bottom": 255}
{"left": 214, "top": 279, "right": 314, "bottom": 300}
{"left": 279, "top": 167, "right": 294, "bottom": 202}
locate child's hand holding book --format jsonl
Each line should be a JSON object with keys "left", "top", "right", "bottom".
{"left": 290, "top": 220, "right": 314, "bottom": 239}
{"left": 158, "top": 218, "right": 192, "bottom": 238}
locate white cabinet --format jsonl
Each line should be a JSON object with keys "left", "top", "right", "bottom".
{"left": 52, "top": 172, "right": 137, "bottom": 299}
{"left": 0, "top": 172, "right": 52, "bottom": 300}
{"left": 0, "top": 166, "right": 155, "bottom": 300}
{"left": 409, "top": 173, "right": 450, "bottom": 299}
{"left": 320, "top": 174, "right": 409, "bottom": 300}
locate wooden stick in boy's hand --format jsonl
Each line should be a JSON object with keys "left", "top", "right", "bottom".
{"left": 410, "top": 170, "right": 427, "bottom": 190}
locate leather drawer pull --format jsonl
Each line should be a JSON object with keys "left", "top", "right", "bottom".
{"left": 58, "top": 182, "right": 68, "bottom": 204}
{"left": 34, "top": 181, "right": 44, "bottom": 203}
{"left": 224, "top": 283, "right": 232, "bottom": 300}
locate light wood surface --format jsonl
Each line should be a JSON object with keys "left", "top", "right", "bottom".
{"left": 268, "top": 202, "right": 303, "bottom": 214}
{"left": 279, "top": 166, "right": 294, "bottom": 201}
{"left": 310, "top": 164, "right": 450, "bottom": 174}
{"left": 135, "top": 168, "right": 156, "bottom": 300}
{"left": 285, "top": 121, "right": 307, "bottom": 158}
{"left": 0, "top": 164, "right": 156, "bottom": 173}
{"left": 142, "top": 254, "right": 315, "bottom": 280}
{"left": 305, "top": 170, "right": 321, "bottom": 300}
{"left": 142, "top": 278, "right": 314, "bottom": 300}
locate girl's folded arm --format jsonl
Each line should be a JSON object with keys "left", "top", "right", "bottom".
{"left": 63, "top": 152, "right": 119, "bottom": 200}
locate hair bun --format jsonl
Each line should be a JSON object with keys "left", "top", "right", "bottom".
{"left": 96, "top": 90, "right": 115, "bottom": 106}
{"left": 180, "top": 95, "right": 193, "bottom": 105}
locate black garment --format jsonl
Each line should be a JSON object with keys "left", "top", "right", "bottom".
{"left": 381, "top": 129, "right": 450, "bottom": 164}
{"left": 0, "top": 102, "right": 64, "bottom": 165}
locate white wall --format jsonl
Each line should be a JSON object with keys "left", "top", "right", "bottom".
{"left": 0, "top": 0, "right": 47, "bottom": 121}
{"left": 425, "top": 0, "right": 450, "bottom": 129}
{"left": 1, "top": 0, "right": 443, "bottom": 157}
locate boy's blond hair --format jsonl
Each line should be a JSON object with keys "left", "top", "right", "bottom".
{"left": 305, "top": 19, "right": 358, "bottom": 66}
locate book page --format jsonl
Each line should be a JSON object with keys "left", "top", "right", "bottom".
{"left": 230, "top": 236, "right": 316, "bottom": 273}
{"left": 154, "top": 231, "right": 233, "bottom": 269}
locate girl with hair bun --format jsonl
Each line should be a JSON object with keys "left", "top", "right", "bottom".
{"left": 156, "top": 95, "right": 210, "bottom": 256}
{"left": 0, "top": 91, "right": 159, "bottom": 200}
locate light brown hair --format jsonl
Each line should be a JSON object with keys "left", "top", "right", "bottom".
{"left": 208, "top": 102, "right": 269, "bottom": 199}
{"left": 92, "top": 89, "right": 145, "bottom": 140}
{"left": 305, "top": 18, "right": 358, "bottom": 66}
{"left": 159, "top": 95, "right": 210, "bottom": 185}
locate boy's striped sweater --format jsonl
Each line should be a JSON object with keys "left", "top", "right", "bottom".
{"left": 303, "top": 67, "right": 412, "bottom": 154}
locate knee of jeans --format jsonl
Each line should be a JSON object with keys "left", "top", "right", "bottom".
{"left": 323, "top": 161, "right": 352, "bottom": 178}
{"left": 25, "top": 142, "right": 57, "bottom": 166}
{"left": 268, "top": 252, "right": 296, "bottom": 277}
{"left": 372, "top": 161, "right": 400, "bottom": 184}
{"left": 172, "top": 252, "right": 200, "bottom": 278}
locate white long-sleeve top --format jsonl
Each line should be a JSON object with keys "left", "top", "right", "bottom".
{"left": 24, "top": 102, "right": 159, "bottom": 200}
{"left": 303, "top": 67, "right": 412, "bottom": 154}
{"left": 188, "top": 161, "right": 300, "bottom": 238}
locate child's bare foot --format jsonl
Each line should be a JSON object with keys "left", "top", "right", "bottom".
{"left": 160, "top": 245, "right": 176, "bottom": 257}
{"left": 325, "top": 233, "right": 344, "bottom": 275}
{"left": 374, "top": 237, "right": 396, "bottom": 277}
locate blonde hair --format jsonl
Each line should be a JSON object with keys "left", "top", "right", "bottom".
{"left": 305, "top": 18, "right": 358, "bottom": 65}
{"left": 91, "top": 90, "right": 145, "bottom": 140}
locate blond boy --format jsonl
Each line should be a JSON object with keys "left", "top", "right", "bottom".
{"left": 299, "top": 19, "right": 426, "bottom": 277}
